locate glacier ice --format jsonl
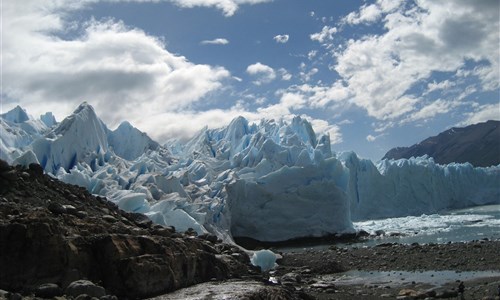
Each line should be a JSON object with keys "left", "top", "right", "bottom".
{"left": 250, "top": 249, "right": 277, "bottom": 272}
{"left": 1, "top": 102, "right": 499, "bottom": 244}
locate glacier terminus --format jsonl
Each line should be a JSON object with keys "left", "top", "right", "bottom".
{"left": 1, "top": 103, "right": 499, "bottom": 243}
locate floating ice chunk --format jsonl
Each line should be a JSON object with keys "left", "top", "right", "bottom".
{"left": 250, "top": 249, "right": 277, "bottom": 272}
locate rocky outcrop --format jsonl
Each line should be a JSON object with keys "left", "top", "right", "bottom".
{"left": 0, "top": 160, "right": 255, "bottom": 299}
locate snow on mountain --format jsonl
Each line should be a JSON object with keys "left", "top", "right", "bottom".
{"left": 3, "top": 102, "right": 500, "bottom": 243}
{"left": 382, "top": 120, "right": 500, "bottom": 167}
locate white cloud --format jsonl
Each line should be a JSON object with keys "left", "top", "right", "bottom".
{"left": 2, "top": 0, "right": 231, "bottom": 136}
{"left": 404, "top": 99, "right": 459, "bottom": 123}
{"left": 425, "top": 80, "right": 456, "bottom": 94}
{"left": 168, "top": 0, "right": 273, "bottom": 16}
{"left": 246, "top": 62, "right": 276, "bottom": 85}
{"left": 344, "top": 4, "right": 381, "bottom": 25}
{"left": 278, "top": 68, "right": 292, "bottom": 81}
{"left": 200, "top": 38, "right": 229, "bottom": 45}
{"left": 344, "top": 0, "right": 403, "bottom": 25}
{"left": 299, "top": 68, "right": 318, "bottom": 82}
{"left": 309, "top": 120, "right": 343, "bottom": 144}
{"left": 366, "top": 135, "right": 377, "bottom": 142}
{"left": 295, "top": 81, "right": 350, "bottom": 108}
{"left": 273, "top": 34, "right": 289, "bottom": 44}
{"left": 459, "top": 103, "right": 500, "bottom": 126}
{"left": 310, "top": 26, "right": 337, "bottom": 43}
{"left": 308, "top": 50, "right": 318, "bottom": 60}
{"left": 333, "top": 0, "right": 499, "bottom": 125}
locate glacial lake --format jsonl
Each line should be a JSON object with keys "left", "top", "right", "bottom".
{"left": 279, "top": 204, "right": 500, "bottom": 251}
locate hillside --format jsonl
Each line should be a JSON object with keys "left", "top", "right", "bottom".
{"left": 0, "top": 160, "right": 255, "bottom": 298}
{"left": 382, "top": 120, "right": 500, "bottom": 167}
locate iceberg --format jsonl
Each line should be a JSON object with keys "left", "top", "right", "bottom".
{"left": 2, "top": 102, "right": 499, "bottom": 244}
{"left": 250, "top": 250, "right": 277, "bottom": 272}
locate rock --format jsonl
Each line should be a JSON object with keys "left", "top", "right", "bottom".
{"left": 398, "top": 288, "right": 418, "bottom": 297}
{"left": 75, "top": 295, "right": 93, "bottom": 300}
{"left": 48, "top": 201, "right": 67, "bottom": 214}
{"left": 75, "top": 210, "right": 88, "bottom": 219}
{"left": 65, "top": 280, "right": 106, "bottom": 298}
{"left": 0, "top": 159, "right": 10, "bottom": 171}
{"left": 281, "top": 272, "right": 302, "bottom": 283}
{"left": 128, "top": 212, "right": 152, "bottom": 228}
{"left": 102, "top": 215, "right": 118, "bottom": 223}
{"left": 35, "top": 283, "right": 63, "bottom": 298}
{"left": 0, "top": 170, "right": 17, "bottom": 181}
{"left": 199, "top": 233, "right": 218, "bottom": 243}
{"left": 435, "top": 289, "right": 458, "bottom": 298}
{"left": 0, "top": 162, "right": 250, "bottom": 299}
{"left": 63, "top": 204, "right": 78, "bottom": 215}
{"left": 28, "top": 163, "right": 44, "bottom": 176}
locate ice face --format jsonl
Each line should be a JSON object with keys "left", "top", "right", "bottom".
{"left": 342, "top": 152, "right": 500, "bottom": 221}
{"left": 108, "top": 121, "right": 161, "bottom": 161}
{"left": 3, "top": 102, "right": 500, "bottom": 244}
{"left": 250, "top": 249, "right": 277, "bottom": 272}
{"left": 1, "top": 105, "right": 30, "bottom": 123}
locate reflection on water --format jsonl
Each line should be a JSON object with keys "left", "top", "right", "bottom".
{"left": 325, "top": 270, "right": 500, "bottom": 287}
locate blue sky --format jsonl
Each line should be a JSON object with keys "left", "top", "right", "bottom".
{"left": 2, "top": 0, "right": 499, "bottom": 160}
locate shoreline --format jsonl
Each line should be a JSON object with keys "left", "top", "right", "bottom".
{"left": 154, "top": 239, "right": 500, "bottom": 299}
{"left": 272, "top": 239, "right": 500, "bottom": 299}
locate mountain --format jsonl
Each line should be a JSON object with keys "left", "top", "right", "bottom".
{"left": 1, "top": 103, "right": 500, "bottom": 243}
{"left": 383, "top": 120, "right": 500, "bottom": 167}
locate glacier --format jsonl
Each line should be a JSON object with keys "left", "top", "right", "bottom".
{"left": 1, "top": 102, "right": 499, "bottom": 243}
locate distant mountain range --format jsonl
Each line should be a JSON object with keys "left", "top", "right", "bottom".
{"left": 383, "top": 120, "right": 500, "bottom": 167}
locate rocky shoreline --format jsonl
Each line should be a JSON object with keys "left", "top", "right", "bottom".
{"left": 273, "top": 240, "right": 500, "bottom": 299}
{"left": 1, "top": 160, "right": 500, "bottom": 300}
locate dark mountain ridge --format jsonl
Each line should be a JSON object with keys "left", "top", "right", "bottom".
{"left": 383, "top": 120, "right": 500, "bottom": 167}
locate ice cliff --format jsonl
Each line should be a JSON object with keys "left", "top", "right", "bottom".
{"left": 1, "top": 103, "right": 499, "bottom": 242}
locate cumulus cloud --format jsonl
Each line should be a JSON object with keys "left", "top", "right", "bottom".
{"left": 425, "top": 80, "right": 456, "bottom": 94}
{"left": 168, "top": 0, "right": 273, "bottom": 16}
{"left": 334, "top": 0, "right": 499, "bottom": 126}
{"left": 246, "top": 62, "right": 276, "bottom": 85}
{"left": 366, "top": 135, "right": 377, "bottom": 142}
{"left": 279, "top": 68, "right": 292, "bottom": 81}
{"left": 459, "top": 103, "right": 500, "bottom": 126}
{"left": 273, "top": 34, "right": 289, "bottom": 43}
{"left": 200, "top": 38, "right": 229, "bottom": 45}
{"left": 344, "top": 0, "right": 403, "bottom": 25}
{"left": 2, "top": 0, "right": 230, "bottom": 134}
{"left": 310, "top": 26, "right": 337, "bottom": 43}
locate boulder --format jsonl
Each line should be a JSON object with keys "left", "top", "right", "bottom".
{"left": 65, "top": 280, "right": 106, "bottom": 298}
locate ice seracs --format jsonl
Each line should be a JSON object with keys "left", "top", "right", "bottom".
{"left": 342, "top": 152, "right": 500, "bottom": 221}
{"left": 2, "top": 102, "right": 500, "bottom": 244}
{"left": 108, "top": 121, "right": 161, "bottom": 161}
{"left": 30, "top": 102, "right": 109, "bottom": 173}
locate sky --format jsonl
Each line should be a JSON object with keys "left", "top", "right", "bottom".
{"left": 2, "top": 0, "right": 499, "bottom": 160}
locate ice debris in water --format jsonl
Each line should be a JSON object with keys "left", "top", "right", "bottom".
{"left": 250, "top": 249, "right": 277, "bottom": 272}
